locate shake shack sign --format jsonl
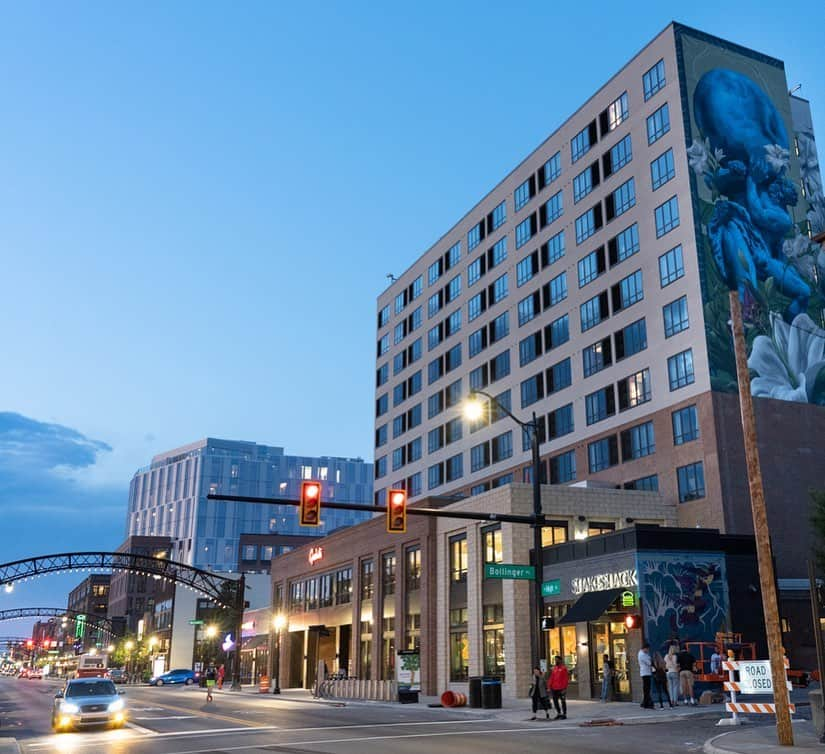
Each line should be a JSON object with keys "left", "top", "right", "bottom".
{"left": 571, "top": 568, "right": 637, "bottom": 595}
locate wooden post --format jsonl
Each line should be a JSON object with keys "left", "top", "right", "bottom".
{"left": 729, "top": 291, "right": 793, "bottom": 746}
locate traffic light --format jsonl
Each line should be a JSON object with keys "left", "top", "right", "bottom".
{"left": 25, "top": 640, "right": 33, "bottom": 650}
{"left": 624, "top": 614, "right": 642, "bottom": 630}
{"left": 387, "top": 489, "right": 407, "bottom": 533}
{"left": 300, "top": 481, "right": 322, "bottom": 527}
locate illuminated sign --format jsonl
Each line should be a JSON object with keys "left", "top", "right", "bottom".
{"left": 308, "top": 546, "right": 324, "bottom": 565}
{"left": 621, "top": 591, "right": 636, "bottom": 607}
{"left": 571, "top": 568, "right": 638, "bottom": 595}
{"left": 222, "top": 633, "right": 235, "bottom": 652}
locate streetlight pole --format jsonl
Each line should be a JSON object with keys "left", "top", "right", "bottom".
{"left": 272, "top": 615, "right": 285, "bottom": 694}
{"left": 466, "top": 390, "right": 546, "bottom": 671}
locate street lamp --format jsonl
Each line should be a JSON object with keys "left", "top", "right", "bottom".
{"left": 124, "top": 640, "right": 134, "bottom": 683}
{"left": 271, "top": 614, "right": 286, "bottom": 694}
{"left": 464, "top": 389, "right": 547, "bottom": 671}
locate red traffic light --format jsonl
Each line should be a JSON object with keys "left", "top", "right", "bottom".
{"left": 26, "top": 640, "right": 33, "bottom": 649}
{"left": 387, "top": 488, "right": 407, "bottom": 533}
{"left": 300, "top": 481, "right": 322, "bottom": 527}
{"left": 624, "top": 614, "right": 642, "bottom": 630}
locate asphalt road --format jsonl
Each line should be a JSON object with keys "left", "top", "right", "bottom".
{"left": 0, "top": 677, "right": 731, "bottom": 753}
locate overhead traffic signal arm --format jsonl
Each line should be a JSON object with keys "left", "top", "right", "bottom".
{"left": 387, "top": 489, "right": 407, "bottom": 533}
{"left": 300, "top": 481, "right": 322, "bottom": 527}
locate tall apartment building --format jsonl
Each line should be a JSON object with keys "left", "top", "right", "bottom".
{"left": 374, "top": 23, "right": 825, "bottom": 626}
{"left": 126, "top": 438, "right": 373, "bottom": 571}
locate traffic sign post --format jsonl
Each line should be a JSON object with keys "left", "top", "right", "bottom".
{"left": 189, "top": 619, "right": 204, "bottom": 626}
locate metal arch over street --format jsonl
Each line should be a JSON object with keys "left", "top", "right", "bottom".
{"left": 0, "top": 552, "right": 241, "bottom": 609}
{"left": 0, "top": 608, "right": 118, "bottom": 637}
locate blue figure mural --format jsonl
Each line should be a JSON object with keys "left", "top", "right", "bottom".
{"left": 692, "top": 69, "right": 809, "bottom": 320}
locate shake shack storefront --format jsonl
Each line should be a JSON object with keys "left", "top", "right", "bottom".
{"left": 540, "top": 526, "right": 763, "bottom": 703}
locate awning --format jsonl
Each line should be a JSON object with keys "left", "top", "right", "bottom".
{"left": 557, "top": 588, "right": 625, "bottom": 625}
{"left": 241, "top": 635, "right": 269, "bottom": 651}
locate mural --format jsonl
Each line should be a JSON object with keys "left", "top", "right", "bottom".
{"left": 639, "top": 552, "right": 729, "bottom": 655}
{"left": 679, "top": 31, "right": 825, "bottom": 403}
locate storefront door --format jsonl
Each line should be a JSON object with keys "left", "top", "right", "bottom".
{"left": 589, "top": 621, "right": 631, "bottom": 701}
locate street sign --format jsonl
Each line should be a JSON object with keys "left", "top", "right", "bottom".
{"left": 484, "top": 563, "right": 535, "bottom": 580}
{"left": 541, "top": 579, "right": 561, "bottom": 597}
{"left": 188, "top": 619, "right": 204, "bottom": 626}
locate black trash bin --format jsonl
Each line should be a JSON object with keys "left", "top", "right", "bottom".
{"left": 468, "top": 676, "right": 483, "bottom": 708}
{"left": 481, "top": 677, "right": 502, "bottom": 709}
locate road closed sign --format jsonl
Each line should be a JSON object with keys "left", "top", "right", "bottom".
{"left": 737, "top": 661, "right": 778, "bottom": 694}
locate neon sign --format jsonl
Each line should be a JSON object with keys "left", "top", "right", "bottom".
{"left": 308, "top": 546, "right": 323, "bottom": 565}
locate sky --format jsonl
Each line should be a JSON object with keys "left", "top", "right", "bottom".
{"left": 1, "top": 0, "right": 823, "bottom": 633}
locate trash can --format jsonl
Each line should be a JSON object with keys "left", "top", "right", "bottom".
{"left": 481, "top": 676, "right": 502, "bottom": 709}
{"left": 468, "top": 676, "right": 483, "bottom": 708}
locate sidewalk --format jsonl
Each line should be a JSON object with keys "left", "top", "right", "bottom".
{"left": 704, "top": 721, "right": 822, "bottom": 753}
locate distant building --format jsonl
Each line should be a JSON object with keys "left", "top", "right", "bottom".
{"left": 237, "top": 533, "right": 321, "bottom": 574}
{"left": 126, "top": 438, "right": 373, "bottom": 571}
{"left": 67, "top": 575, "right": 110, "bottom": 652}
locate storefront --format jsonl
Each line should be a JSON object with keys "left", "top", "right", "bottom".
{"left": 541, "top": 526, "right": 764, "bottom": 703}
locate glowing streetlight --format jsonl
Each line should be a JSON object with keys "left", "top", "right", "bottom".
{"left": 148, "top": 636, "right": 159, "bottom": 648}
{"left": 272, "top": 614, "right": 286, "bottom": 631}
{"left": 3, "top": 584, "right": 13, "bottom": 594}
{"left": 107, "top": 645, "right": 115, "bottom": 654}
{"left": 89, "top": 647, "right": 97, "bottom": 656}
{"left": 124, "top": 640, "right": 135, "bottom": 651}
{"left": 205, "top": 624, "right": 218, "bottom": 639}
{"left": 271, "top": 614, "right": 287, "bottom": 694}
{"left": 463, "top": 395, "right": 485, "bottom": 422}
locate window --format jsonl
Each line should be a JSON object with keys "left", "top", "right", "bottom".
{"left": 427, "top": 462, "right": 443, "bottom": 490}
{"left": 377, "top": 363, "right": 389, "bottom": 387}
{"left": 614, "top": 318, "right": 647, "bottom": 360}
{"left": 428, "top": 259, "right": 442, "bottom": 286}
{"left": 469, "top": 222, "right": 484, "bottom": 251}
{"left": 663, "top": 296, "right": 689, "bottom": 337}
{"left": 618, "top": 368, "right": 651, "bottom": 410}
{"left": 408, "top": 436, "right": 422, "bottom": 462}
{"left": 541, "top": 521, "right": 568, "bottom": 546}
{"left": 573, "top": 164, "right": 596, "bottom": 203}
{"left": 491, "top": 201, "right": 506, "bottom": 230}
{"left": 546, "top": 314, "right": 569, "bottom": 349}
{"left": 575, "top": 205, "right": 602, "bottom": 245}
{"left": 545, "top": 271, "right": 568, "bottom": 307}
{"left": 672, "top": 404, "right": 699, "bottom": 445}
{"left": 605, "top": 92, "right": 629, "bottom": 132}
{"left": 621, "top": 421, "right": 655, "bottom": 460}
{"left": 491, "top": 274, "right": 508, "bottom": 304}
{"left": 446, "top": 242, "right": 461, "bottom": 269}
{"left": 445, "top": 417, "right": 462, "bottom": 445}
{"left": 583, "top": 337, "right": 612, "bottom": 377}
{"left": 545, "top": 230, "right": 565, "bottom": 264}
{"left": 468, "top": 257, "right": 484, "bottom": 286}
{"left": 585, "top": 385, "right": 616, "bottom": 424}
{"left": 446, "top": 309, "right": 461, "bottom": 336}
{"left": 376, "top": 393, "right": 388, "bottom": 417}
{"left": 520, "top": 374, "right": 544, "bottom": 408}
{"left": 547, "top": 357, "right": 572, "bottom": 394}
{"left": 515, "top": 214, "right": 536, "bottom": 249}
{"left": 608, "top": 177, "right": 636, "bottom": 219}
{"left": 612, "top": 269, "right": 644, "bottom": 311}
{"left": 543, "top": 152, "right": 561, "bottom": 185}
{"left": 335, "top": 567, "right": 353, "bottom": 605}
{"left": 605, "top": 134, "right": 632, "bottom": 177}
{"left": 651, "top": 148, "right": 675, "bottom": 190}
{"left": 382, "top": 552, "right": 396, "bottom": 596}
{"left": 643, "top": 59, "right": 666, "bottom": 100}
{"left": 548, "top": 403, "right": 574, "bottom": 439}
{"left": 377, "top": 334, "right": 389, "bottom": 356}
{"left": 392, "top": 447, "right": 405, "bottom": 471}
{"left": 514, "top": 177, "right": 535, "bottom": 212}
{"left": 482, "top": 526, "right": 503, "bottom": 564}
{"left": 647, "top": 103, "right": 670, "bottom": 145}
{"left": 445, "top": 379, "right": 462, "bottom": 407}
{"left": 580, "top": 292, "right": 609, "bottom": 331}
{"left": 490, "top": 350, "right": 510, "bottom": 382}
{"left": 608, "top": 222, "right": 639, "bottom": 267}
{"left": 518, "top": 293, "right": 537, "bottom": 326}
{"left": 406, "top": 546, "right": 421, "bottom": 591}
{"left": 588, "top": 521, "right": 615, "bottom": 537}
{"left": 677, "top": 461, "right": 706, "bottom": 502}
{"left": 659, "top": 245, "right": 685, "bottom": 286}
{"left": 450, "top": 609, "right": 469, "bottom": 682}
{"left": 588, "top": 436, "right": 619, "bottom": 472}
{"left": 428, "top": 391, "right": 443, "bottom": 419}
{"left": 550, "top": 450, "right": 576, "bottom": 484}
{"left": 447, "top": 274, "right": 461, "bottom": 302}
{"left": 572, "top": 121, "right": 596, "bottom": 163}
{"left": 542, "top": 191, "right": 564, "bottom": 225}
{"left": 492, "top": 431, "right": 513, "bottom": 462}
{"left": 445, "top": 453, "right": 463, "bottom": 482}
{"left": 360, "top": 559, "right": 374, "bottom": 601}
{"left": 427, "top": 425, "right": 442, "bottom": 454}
{"left": 375, "top": 424, "right": 387, "bottom": 448}
{"left": 428, "top": 291, "right": 442, "bottom": 318}
{"left": 490, "top": 312, "right": 508, "bottom": 343}
{"left": 446, "top": 344, "right": 462, "bottom": 372}
{"left": 395, "top": 291, "right": 407, "bottom": 315}
{"left": 578, "top": 246, "right": 606, "bottom": 287}
{"left": 489, "top": 237, "right": 507, "bottom": 267}
{"left": 668, "top": 349, "right": 695, "bottom": 390}
{"left": 469, "top": 327, "right": 486, "bottom": 358}
{"left": 412, "top": 276, "right": 422, "bottom": 300}
{"left": 450, "top": 535, "right": 468, "bottom": 581}
{"left": 393, "top": 414, "right": 405, "bottom": 439}
{"left": 519, "top": 332, "right": 541, "bottom": 367}
{"left": 471, "top": 441, "right": 491, "bottom": 472}
{"left": 624, "top": 474, "right": 659, "bottom": 491}
{"left": 427, "top": 324, "right": 442, "bottom": 351}
{"left": 516, "top": 254, "right": 537, "bottom": 287}
{"left": 468, "top": 292, "right": 486, "bottom": 321}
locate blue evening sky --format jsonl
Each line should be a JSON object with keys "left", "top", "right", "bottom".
{"left": 1, "top": 1, "right": 823, "bottom": 627}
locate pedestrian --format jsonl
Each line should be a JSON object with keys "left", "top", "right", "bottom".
{"left": 600, "top": 654, "right": 614, "bottom": 703}
{"left": 710, "top": 648, "right": 722, "bottom": 676}
{"left": 652, "top": 652, "right": 673, "bottom": 709}
{"left": 528, "top": 666, "right": 550, "bottom": 720}
{"left": 665, "top": 645, "right": 680, "bottom": 705}
{"left": 217, "top": 664, "right": 225, "bottom": 690}
{"left": 205, "top": 665, "right": 217, "bottom": 702}
{"left": 638, "top": 642, "right": 654, "bottom": 709}
{"left": 548, "top": 656, "right": 569, "bottom": 720}
{"left": 676, "top": 645, "right": 697, "bottom": 705}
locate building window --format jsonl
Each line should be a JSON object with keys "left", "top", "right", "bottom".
{"left": 490, "top": 349, "right": 510, "bottom": 382}
{"left": 468, "top": 222, "right": 483, "bottom": 251}
{"left": 588, "top": 521, "right": 616, "bottom": 537}
{"left": 450, "top": 608, "right": 469, "bottom": 682}
{"left": 550, "top": 450, "right": 576, "bottom": 484}
{"left": 578, "top": 246, "right": 606, "bottom": 288}
{"left": 360, "top": 559, "right": 374, "bottom": 601}
{"left": 335, "top": 567, "right": 352, "bottom": 605}
{"left": 613, "top": 317, "right": 647, "bottom": 361}
{"left": 612, "top": 269, "right": 644, "bottom": 311}
{"left": 588, "top": 435, "right": 619, "bottom": 472}
{"left": 651, "top": 148, "right": 675, "bottom": 190}
{"left": 643, "top": 59, "right": 666, "bottom": 100}
{"left": 646, "top": 103, "right": 670, "bottom": 145}
{"left": 572, "top": 121, "right": 595, "bottom": 163}
{"left": 585, "top": 386, "right": 615, "bottom": 425}
{"left": 583, "top": 337, "right": 612, "bottom": 377}
{"left": 375, "top": 456, "right": 387, "bottom": 479}
{"left": 618, "top": 368, "right": 652, "bottom": 410}
{"left": 382, "top": 552, "right": 396, "bottom": 596}
{"left": 580, "top": 292, "right": 609, "bottom": 332}
{"left": 677, "top": 461, "right": 706, "bottom": 502}
{"left": 543, "top": 152, "right": 561, "bottom": 184}
{"left": 672, "top": 404, "right": 699, "bottom": 445}
{"left": 491, "top": 273, "right": 508, "bottom": 304}
{"left": 541, "top": 521, "right": 568, "bottom": 546}
{"left": 519, "top": 332, "right": 541, "bottom": 367}
{"left": 609, "top": 177, "right": 636, "bottom": 218}
{"left": 546, "top": 314, "right": 570, "bottom": 349}
{"left": 608, "top": 223, "right": 639, "bottom": 267}
{"left": 548, "top": 403, "right": 574, "bottom": 439}
{"left": 514, "top": 177, "right": 535, "bottom": 212}
{"left": 445, "top": 452, "right": 463, "bottom": 482}
{"left": 543, "top": 190, "right": 564, "bottom": 225}
{"left": 545, "top": 230, "right": 565, "bottom": 265}
{"left": 491, "top": 430, "right": 513, "bottom": 463}
{"left": 515, "top": 215, "right": 535, "bottom": 249}
{"left": 573, "top": 164, "right": 596, "bottom": 203}
{"left": 668, "top": 349, "right": 695, "bottom": 390}
{"left": 575, "top": 207, "right": 599, "bottom": 245}
{"left": 663, "top": 296, "right": 689, "bottom": 337}
{"left": 482, "top": 526, "right": 503, "bottom": 565}
{"left": 521, "top": 374, "right": 544, "bottom": 408}
{"left": 491, "top": 200, "right": 506, "bottom": 231}
{"left": 428, "top": 462, "right": 443, "bottom": 490}
{"left": 659, "top": 245, "right": 685, "bottom": 286}
{"left": 450, "top": 535, "right": 468, "bottom": 582}
{"left": 605, "top": 91, "right": 629, "bottom": 132}
{"left": 483, "top": 605, "right": 505, "bottom": 680}
{"left": 606, "top": 134, "right": 632, "bottom": 176}
{"left": 428, "top": 259, "right": 443, "bottom": 287}
{"left": 489, "top": 237, "right": 507, "bottom": 268}
{"left": 378, "top": 305, "right": 390, "bottom": 329}
{"left": 468, "top": 293, "right": 485, "bottom": 321}
{"left": 471, "top": 441, "right": 491, "bottom": 472}
{"left": 545, "top": 271, "right": 568, "bottom": 307}
{"left": 405, "top": 546, "right": 421, "bottom": 591}
{"left": 621, "top": 421, "right": 656, "bottom": 460}
{"left": 624, "top": 474, "right": 659, "bottom": 491}
{"left": 547, "top": 357, "right": 572, "bottom": 394}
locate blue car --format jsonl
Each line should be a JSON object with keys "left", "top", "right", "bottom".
{"left": 149, "top": 669, "right": 196, "bottom": 686}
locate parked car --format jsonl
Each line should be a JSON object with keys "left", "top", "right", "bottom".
{"left": 28, "top": 668, "right": 43, "bottom": 680}
{"left": 148, "top": 668, "right": 196, "bottom": 686}
{"left": 52, "top": 678, "right": 126, "bottom": 731}
{"left": 108, "top": 668, "right": 126, "bottom": 684}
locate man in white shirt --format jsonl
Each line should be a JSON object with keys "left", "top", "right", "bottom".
{"left": 638, "top": 642, "right": 654, "bottom": 709}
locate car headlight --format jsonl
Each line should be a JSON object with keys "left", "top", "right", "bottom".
{"left": 60, "top": 703, "right": 80, "bottom": 714}
{"left": 108, "top": 698, "right": 124, "bottom": 712}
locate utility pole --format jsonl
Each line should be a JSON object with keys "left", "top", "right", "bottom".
{"left": 729, "top": 291, "right": 793, "bottom": 745}
{"left": 808, "top": 559, "right": 825, "bottom": 743}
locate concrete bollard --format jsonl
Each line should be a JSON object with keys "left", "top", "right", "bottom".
{"left": 810, "top": 689, "right": 824, "bottom": 739}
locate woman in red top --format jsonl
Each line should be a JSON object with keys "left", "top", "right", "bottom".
{"left": 548, "top": 656, "right": 569, "bottom": 720}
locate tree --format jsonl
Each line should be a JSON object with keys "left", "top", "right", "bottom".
{"left": 810, "top": 489, "right": 825, "bottom": 571}
{"left": 399, "top": 652, "right": 420, "bottom": 688}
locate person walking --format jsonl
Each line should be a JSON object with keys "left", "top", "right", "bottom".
{"left": 600, "top": 654, "right": 614, "bottom": 703}
{"left": 638, "top": 643, "right": 654, "bottom": 709}
{"left": 652, "top": 652, "right": 673, "bottom": 708}
{"left": 677, "top": 645, "right": 697, "bottom": 705}
{"left": 529, "top": 666, "right": 550, "bottom": 720}
{"left": 548, "top": 656, "right": 569, "bottom": 720}
{"left": 217, "top": 664, "right": 225, "bottom": 690}
{"left": 205, "top": 665, "right": 217, "bottom": 702}
{"left": 665, "top": 645, "right": 681, "bottom": 706}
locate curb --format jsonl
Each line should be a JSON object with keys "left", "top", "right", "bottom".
{"left": 703, "top": 730, "right": 739, "bottom": 754}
